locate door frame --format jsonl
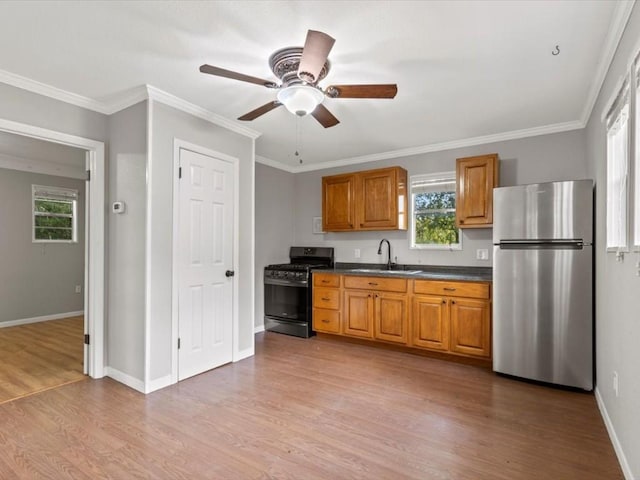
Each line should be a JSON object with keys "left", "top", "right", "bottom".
{"left": 171, "top": 138, "right": 240, "bottom": 384}
{"left": 0, "top": 117, "right": 105, "bottom": 378}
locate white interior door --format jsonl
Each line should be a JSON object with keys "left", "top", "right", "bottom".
{"left": 178, "top": 148, "right": 234, "bottom": 381}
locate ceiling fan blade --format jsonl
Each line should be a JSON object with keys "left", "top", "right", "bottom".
{"left": 298, "top": 30, "right": 335, "bottom": 84}
{"left": 200, "top": 64, "right": 277, "bottom": 88}
{"left": 311, "top": 104, "right": 340, "bottom": 128}
{"left": 326, "top": 84, "right": 398, "bottom": 99}
{"left": 238, "top": 101, "right": 282, "bottom": 121}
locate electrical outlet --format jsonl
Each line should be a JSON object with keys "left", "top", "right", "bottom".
{"left": 476, "top": 249, "right": 489, "bottom": 261}
{"left": 75, "top": 285, "right": 82, "bottom": 294}
{"left": 354, "top": 248, "right": 361, "bottom": 259}
{"left": 613, "top": 371, "right": 619, "bottom": 397}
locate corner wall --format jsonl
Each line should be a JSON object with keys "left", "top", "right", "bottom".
{"left": 106, "top": 101, "right": 147, "bottom": 382}
{"left": 585, "top": 4, "right": 640, "bottom": 478}
{"left": 254, "top": 162, "right": 295, "bottom": 329}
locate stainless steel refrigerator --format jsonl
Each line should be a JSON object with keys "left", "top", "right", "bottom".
{"left": 492, "top": 179, "right": 593, "bottom": 390}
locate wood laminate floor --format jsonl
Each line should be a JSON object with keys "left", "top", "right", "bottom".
{"left": 0, "top": 316, "right": 85, "bottom": 404}
{"left": 0, "top": 331, "right": 622, "bottom": 479}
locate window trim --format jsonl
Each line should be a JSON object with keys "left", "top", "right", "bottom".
{"left": 409, "top": 172, "right": 462, "bottom": 251}
{"left": 32, "top": 184, "right": 79, "bottom": 244}
{"left": 605, "top": 79, "right": 630, "bottom": 253}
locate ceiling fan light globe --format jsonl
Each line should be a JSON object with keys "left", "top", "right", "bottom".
{"left": 277, "top": 85, "right": 324, "bottom": 116}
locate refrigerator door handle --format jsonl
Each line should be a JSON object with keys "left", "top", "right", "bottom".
{"left": 498, "top": 240, "right": 584, "bottom": 250}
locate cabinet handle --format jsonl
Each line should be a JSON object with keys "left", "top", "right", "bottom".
{"left": 321, "top": 297, "right": 331, "bottom": 301}
{"left": 321, "top": 319, "right": 330, "bottom": 323}
{"left": 442, "top": 300, "right": 446, "bottom": 304}
{"left": 459, "top": 219, "right": 465, "bottom": 224}
{"left": 444, "top": 287, "right": 456, "bottom": 291}
{"left": 451, "top": 300, "right": 456, "bottom": 304}
{"left": 368, "top": 282, "right": 378, "bottom": 286}
{"left": 321, "top": 280, "right": 330, "bottom": 283}
{"left": 368, "top": 294, "right": 372, "bottom": 298}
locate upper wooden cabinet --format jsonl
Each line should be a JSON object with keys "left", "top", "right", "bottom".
{"left": 455, "top": 154, "right": 499, "bottom": 228}
{"left": 322, "top": 166, "right": 407, "bottom": 232}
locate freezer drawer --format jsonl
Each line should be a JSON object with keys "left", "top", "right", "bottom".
{"left": 493, "top": 245, "right": 593, "bottom": 390}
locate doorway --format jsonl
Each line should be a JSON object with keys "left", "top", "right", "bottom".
{"left": 0, "top": 117, "right": 105, "bottom": 380}
{"left": 173, "top": 141, "right": 238, "bottom": 381}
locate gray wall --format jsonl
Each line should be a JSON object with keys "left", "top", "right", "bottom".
{"left": 149, "top": 102, "right": 255, "bottom": 381}
{"left": 0, "top": 168, "right": 85, "bottom": 323}
{"left": 291, "top": 129, "right": 587, "bottom": 267}
{"left": 586, "top": 4, "right": 640, "bottom": 477}
{"left": 106, "top": 101, "right": 147, "bottom": 380}
{"left": 254, "top": 163, "right": 295, "bottom": 328}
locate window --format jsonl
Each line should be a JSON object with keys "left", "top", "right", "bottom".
{"left": 410, "top": 173, "right": 461, "bottom": 250}
{"left": 605, "top": 80, "right": 629, "bottom": 252}
{"left": 32, "top": 185, "right": 78, "bottom": 242}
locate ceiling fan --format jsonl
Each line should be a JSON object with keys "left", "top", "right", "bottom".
{"left": 199, "top": 30, "right": 398, "bottom": 128}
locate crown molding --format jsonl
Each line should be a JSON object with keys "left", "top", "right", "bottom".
{"left": 581, "top": 0, "right": 636, "bottom": 125}
{"left": 0, "top": 68, "right": 110, "bottom": 114}
{"left": 0, "top": 69, "right": 262, "bottom": 139}
{"left": 287, "top": 120, "right": 584, "bottom": 173}
{"left": 255, "top": 155, "right": 296, "bottom": 173}
{"left": 145, "top": 85, "right": 261, "bottom": 140}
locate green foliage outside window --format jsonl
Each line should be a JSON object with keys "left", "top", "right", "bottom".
{"left": 34, "top": 198, "right": 74, "bottom": 241}
{"left": 413, "top": 191, "right": 459, "bottom": 246}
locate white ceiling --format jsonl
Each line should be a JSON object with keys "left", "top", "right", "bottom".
{"left": 0, "top": 1, "right": 632, "bottom": 170}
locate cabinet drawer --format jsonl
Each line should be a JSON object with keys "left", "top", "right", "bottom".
{"left": 313, "top": 288, "right": 340, "bottom": 310}
{"left": 344, "top": 275, "right": 407, "bottom": 293}
{"left": 313, "top": 309, "right": 341, "bottom": 334}
{"left": 413, "top": 280, "right": 490, "bottom": 299}
{"left": 314, "top": 273, "right": 340, "bottom": 288}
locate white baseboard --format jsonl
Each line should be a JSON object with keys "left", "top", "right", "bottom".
{"left": 0, "top": 310, "right": 84, "bottom": 328}
{"left": 254, "top": 324, "right": 265, "bottom": 334}
{"left": 234, "top": 347, "right": 255, "bottom": 362}
{"left": 595, "top": 387, "right": 634, "bottom": 479}
{"left": 144, "top": 375, "right": 173, "bottom": 394}
{"left": 105, "top": 367, "right": 145, "bottom": 394}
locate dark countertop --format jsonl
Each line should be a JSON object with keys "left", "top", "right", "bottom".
{"left": 316, "top": 263, "right": 492, "bottom": 282}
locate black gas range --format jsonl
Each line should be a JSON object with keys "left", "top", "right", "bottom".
{"left": 264, "top": 246, "right": 334, "bottom": 338}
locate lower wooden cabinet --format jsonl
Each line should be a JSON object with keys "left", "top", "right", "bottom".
{"left": 449, "top": 297, "right": 491, "bottom": 357}
{"left": 374, "top": 292, "right": 408, "bottom": 344}
{"left": 312, "top": 273, "right": 491, "bottom": 361}
{"left": 412, "top": 295, "right": 449, "bottom": 351}
{"left": 343, "top": 290, "right": 374, "bottom": 338}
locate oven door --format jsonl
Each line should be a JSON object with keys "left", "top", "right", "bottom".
{"left": 264, "top": 279, "right": 309, "bottom": 322}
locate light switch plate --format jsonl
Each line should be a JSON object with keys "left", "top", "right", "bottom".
{"left": 476, "top": 249, "right": 489, "bottom": 260}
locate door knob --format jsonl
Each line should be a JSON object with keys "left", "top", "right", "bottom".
{"left": 225, "top": 270, "right": 235, "bottom": 277}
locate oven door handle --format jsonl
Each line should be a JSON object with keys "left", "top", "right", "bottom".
{"left": 264, "top": 278, "right": 308, "bottom": 287}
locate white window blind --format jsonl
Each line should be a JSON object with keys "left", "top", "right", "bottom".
{"left": 606, "top": 80, "right": 630, "bottom": 251}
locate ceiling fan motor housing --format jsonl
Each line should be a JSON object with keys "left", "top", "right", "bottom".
{"left": 268, "top": 47, "right": 330, "bottom": 87}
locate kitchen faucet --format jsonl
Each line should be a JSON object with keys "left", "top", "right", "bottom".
{"left": 377, "top": 238, "right": 393, "bottom": 270}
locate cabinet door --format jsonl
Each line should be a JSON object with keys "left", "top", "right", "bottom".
{"left": 357, "top": 168, "right": 397, "bottom": 229}
{"left": 411, "top": 295, "right": 449, "bottom": 351}
{"left": 343, "top": 290, "right": 373, "bottom": 338}
{"left": 323, "top": 174, "right": 356, "bottom": 231}
{"left": 456, "top": 154, "right": 498, "bottom": 228}
{"left": 374, "top": 292, "right": 408, "bottom": 344}
{"left": 450, "top": 297, "right": 491, "bottom": 357}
